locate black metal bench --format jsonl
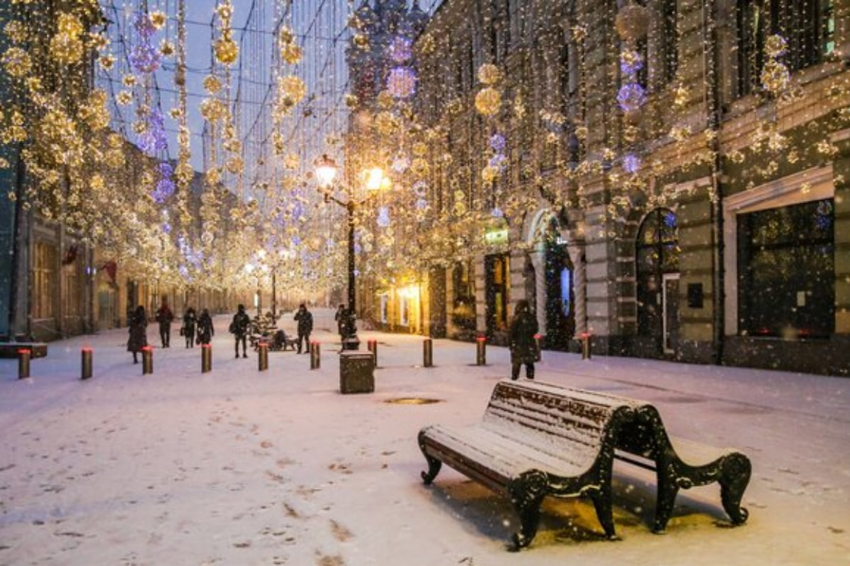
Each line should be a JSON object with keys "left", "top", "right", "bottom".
{"left": 418, "top": 380, "right": 751, "bottom": 549}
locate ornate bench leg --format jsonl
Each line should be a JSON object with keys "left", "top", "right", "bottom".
{"left": 420, "top": 453, "right": 442, "bottom": 485}
{"left": 588, "top": 486, "right": 618, "bottom": 540}
{"left": 508, "top": 471, "right": 548, "bottom": 550}
{"left": 719, "top": 453, "right": 751, "bottom": 525}
{"left": 653, "top": 466, "right": 681, "bottom": 533}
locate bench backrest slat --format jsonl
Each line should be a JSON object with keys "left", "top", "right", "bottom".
{"left": 481, "top": 381, "right": 643, "bottom": 460}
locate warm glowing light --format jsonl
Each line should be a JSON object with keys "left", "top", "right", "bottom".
{"left": 364, "top": 167, "right": 389, "bottom": 191}
{"left": 314, "top": 154, "right": 338, "bottom": 187}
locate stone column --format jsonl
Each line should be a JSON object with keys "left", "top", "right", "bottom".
{"left": 530, "top": 250, "right": 546, "bottom": 336}
{"left": 568, "top": 242, "right": 587, "bottom": 335}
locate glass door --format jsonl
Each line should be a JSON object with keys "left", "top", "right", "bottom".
{"left": 662, "top": 273, "right": 680, "bottom": 354}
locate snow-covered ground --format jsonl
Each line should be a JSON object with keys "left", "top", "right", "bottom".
{"left": 1, "top": 308, "right": 848, "bottom": 565}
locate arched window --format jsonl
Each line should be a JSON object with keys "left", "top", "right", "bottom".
{"left": 636, "top": 209, "right": 679, "bottom": 336}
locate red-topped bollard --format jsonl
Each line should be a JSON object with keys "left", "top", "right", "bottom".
{"left": 580, "top": 332, "right": 592, "bottom": 360}
{"left": 476, "top": 336, "right": 486, "bottom": 366}
{"left": 534, "top": 333, "right": 542, "bottom": 362}
{"left": 81, "top": 348, "right": 93, "bottom": 380}
{"left": 367, "top": 339, "right": 378, "bottom": 367}
{"left": 141, "top": 346, "right": 153, "bottom": 375}
{"left": 258, "top": 342, "right": 269, "bottom": 372}
{"left": 201, "top": 344, "right": 212, "bottom": 373}
{"left": 310, "top": 341, "right": 320, "bottom": 370}
{"left": 18, "top": 349, "right": 31, "bottom": 379}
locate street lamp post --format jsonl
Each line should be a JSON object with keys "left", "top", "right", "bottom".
{"left": 314, "top": 154, "right": 389, "bottom": 349}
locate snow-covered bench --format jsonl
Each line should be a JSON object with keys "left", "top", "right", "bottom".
{"left": 418, "top": 380, "right": 751, "bottom": 549}
{"left": 418, "top": 380, "right": 646, "bottom": 548}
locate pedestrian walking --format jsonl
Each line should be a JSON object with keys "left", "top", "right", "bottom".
{"left": 294, "top": 303, "right": 314, "bottom": 354}
{"left": 127, "top": 305, "right": 148, "bottom": 364}
{"left": 181, "top": 307, "right": 197, "bottom": 349}
{"left": 197, "top": 308, "right": 214, "bottom": 345}
{"left": 230, "top": 304, "right": 251, "bottom": 358}
{"left": 155, "top": 296, "right": 174, "bottom": 348}
{"left": 509, "top": 299, "right": 539, "bottom": 380}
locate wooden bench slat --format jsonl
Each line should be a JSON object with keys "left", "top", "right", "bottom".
{"left": 423, "top": 424, "right": 597, "bottom": 479}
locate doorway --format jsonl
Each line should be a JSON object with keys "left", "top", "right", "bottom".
{"left": 662, "top": 273, "right": 680, "bottom": 354}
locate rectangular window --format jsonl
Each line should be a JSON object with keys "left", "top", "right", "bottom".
{"left": 661, "top": 0, "right": 679, "bottom": 84}
{"left": 737, "top": 199, "right": 835, "bottom": 338}
{"left": 64, "top": 265, "right": 81, "bottom": 317}
{"left": 736, "top": 0, "right": 833, "bottom": 98}
{"left": 33, "top": 241, "right": 56, "bottom": 319}
{"left": 486, "top": 254, "right": 510, "bottom": 334}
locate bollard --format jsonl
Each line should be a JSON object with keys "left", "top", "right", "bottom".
{"left": 367, "top": 339, "right": 378, "bottom": 367}
{"left": 201, "top": 344, "right": 212, "bottom": 373}
{"left": 534, "top": 334, "right": 542, "bottom": 362}
{"left": 423, "top": 338, "right": 433, "bottom": 368}
{"left": 18, "top": 349, "right": 31, "bottom": 379}
{"left": 581, "top": 333, "right": 592, "bottom": 360}
{"left": 310, "top": 341, "right": 320, "bottom": 370}
{"left": 476, "top": 336, "right": 486, "bottom": 366}
{"left": 81, "top": 348, "right": 93, "bottom": 380}
{"left": 142, "top": 346, "right": 153, "bottom": 375}
{"left": 258, "top": 342, "right": 269, "bottom": 371}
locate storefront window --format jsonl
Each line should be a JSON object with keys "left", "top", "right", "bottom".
{"left": 486, "top": 253, "right": 510, "bottom": 334}
{"left": 738, "top": 198, "right": 834, "bottom": 338}
{"left": 452, "top": 261, "right": 476, "bottom": 330}
{"left": 33, "top": 241, "right": 56, "bottom": 319}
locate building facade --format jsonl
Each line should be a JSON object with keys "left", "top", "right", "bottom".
{"left": 400, "top": 0, "right": 849, "bottom": 376}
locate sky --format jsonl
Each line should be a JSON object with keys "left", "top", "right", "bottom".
{"left": 99, "top": 0, "right": 444, "bottom": 200}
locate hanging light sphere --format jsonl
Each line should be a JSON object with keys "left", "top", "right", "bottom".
{"left": 387, "top": 66, "right": 417, "bottom": 99}
{"left": 615, "top": 4, "right": 650, "bottom": 43}
{"left": 475, "top": 87, "right": 502, "bottom": 116}
{"left": 389, "top": 36, "right": 413, "bottom": 63}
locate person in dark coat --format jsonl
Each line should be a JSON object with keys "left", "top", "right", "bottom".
{"left": 230, "top": 304, "right": 251, "bottom": 358}
{"left": 127, "top": 305, "right": 148, "bottom": 364}
{"left": 509, "top": 299, "right": 539, "bottom": 380}
{"left": 294, "top": 303, "right": 314, "bottom": 354}
{"left": 155, "top": 296, "right": 174, "bottom": 348}
{"left": 334, "top": 304, "right": 346, "bottom": 340}
{"left": 196, "top": 308, "right": 214, "bottom": 345}
{"left": 182, "top": 307, "right": 197, "bottom": 349}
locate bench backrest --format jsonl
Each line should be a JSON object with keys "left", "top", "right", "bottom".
{"left": 482, "top": 380, "right": 648, "bottom": 463}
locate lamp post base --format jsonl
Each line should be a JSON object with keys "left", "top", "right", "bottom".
{"left": 342, "top": 335, "right": 360, "bottom": 351}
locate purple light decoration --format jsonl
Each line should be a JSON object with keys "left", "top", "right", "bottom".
{"left": 491, "top": 207, "right": 504, "bottom": 218}
{"left": 620, "top": 51, "right": 643, "bottom": 77}
{"left": 413, "top": 180, "right": 428, "bottom": 197}
{"left": 623, "top": 153, "right": 641, "bottom": 174}
{"left": 389, "top": 36, "right": 412, "bottom": 63}
{"left": 392, "top": 156, "right": 410, "bottom": 173}
{"left": 152, "top": 162, "right": 175, "bottom": 203}
{"left": 130, "top": 41, "right": 160, "bottom": 74}
{"left": 376, "top": 206, "right": 391, "bottom": 227}
{"left": 130, "top": 14, "right": 160, "bottom": 74}
{"left": 415, "top": 198, "right": 428, "bottom": 210}
{"left": 489, "top": 153, "right": 507, "bottom": 169}
{"left": 387, "top": 66, "right": 417, "bottom": 99}
{"left": 489, "top": 133, "right": 506, "bottom": 152}
{"left": 139, "top": 109, "right": 168, "bottom": 155}
{"left": 617, "top": 83, "right": 647, "bottom": 114}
